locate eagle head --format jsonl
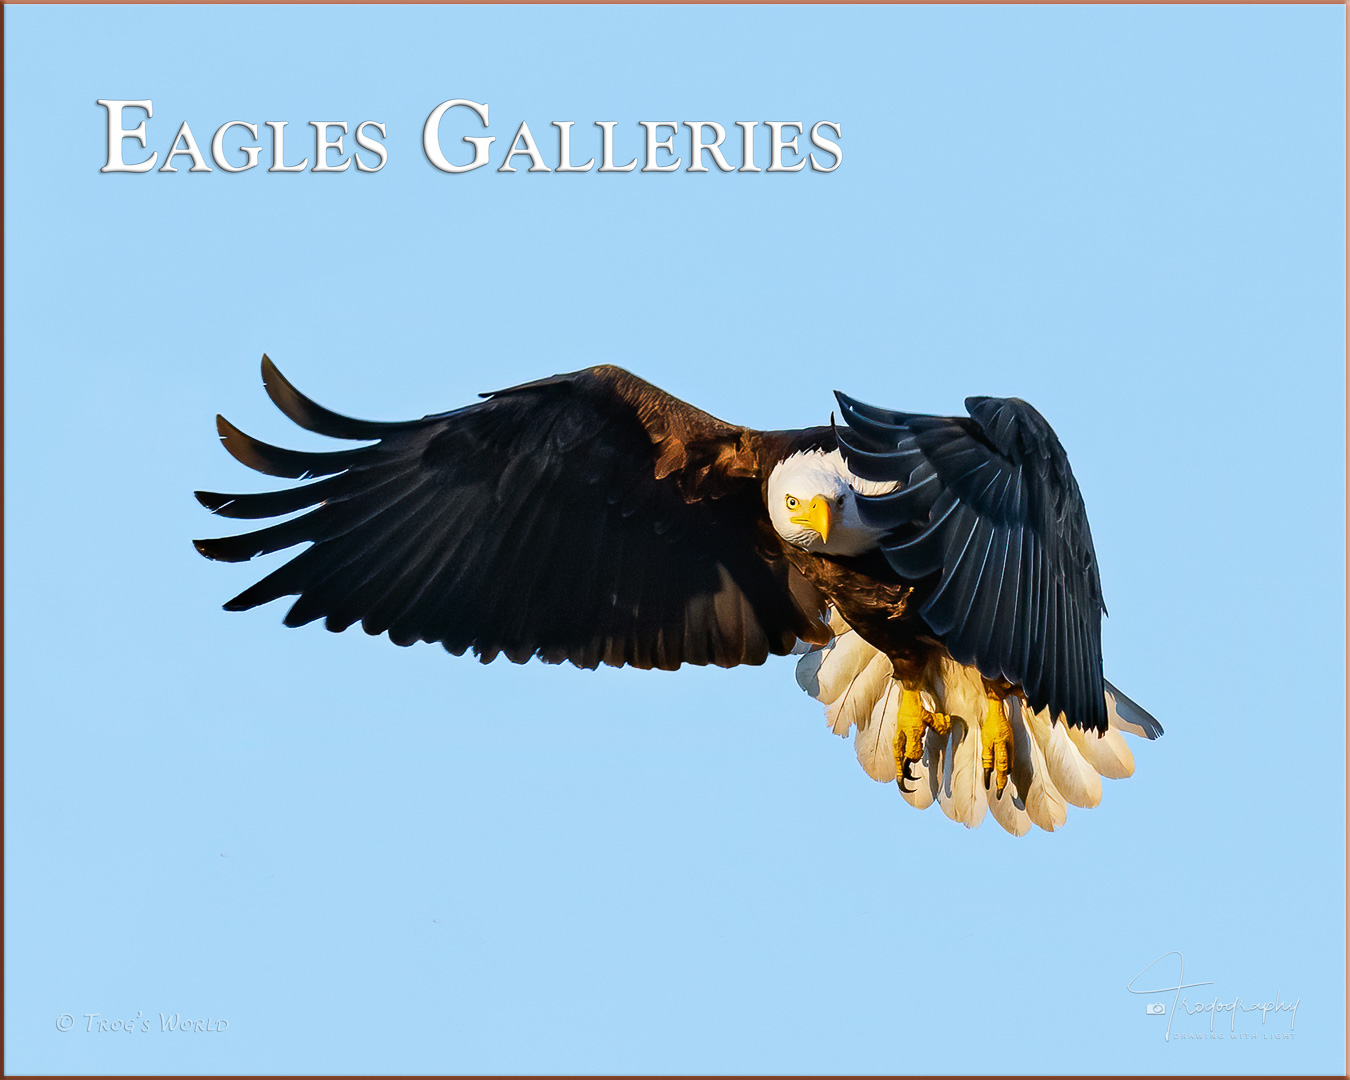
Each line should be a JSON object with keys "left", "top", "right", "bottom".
{"left": 767, "top": 449, "right": 894, "bottom": 557}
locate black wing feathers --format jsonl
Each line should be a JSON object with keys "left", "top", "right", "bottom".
{"left": 835, "top": 391, "right": 1107, "bottom": 732}
{"left": 196, "top": 358, "right": 828, "bottom": 670}
{"left": 258, "top": 354, "right": 416, "bottom": 441}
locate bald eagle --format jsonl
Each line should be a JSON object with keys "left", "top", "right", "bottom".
{"left": 196, "top": 358, "right": 1161, "bottom": 834}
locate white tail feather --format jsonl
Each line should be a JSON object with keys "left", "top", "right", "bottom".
{"left": 829, "top": 652, "right": 892, "bottom": 738}
{"left": 985, "top": 779, "right": 1032, "bottom": 836}
{"left": 796, "top": 630, "right": 893, "bottom": 737}
{"left": 1013, "top": 699, "right": 1069, "bottom": 831}
{"left": 936, "top": 718, "right": 988, "bottom": 829}
{"left": 854, "top": 679, "right": 901, "bottom": 782}
{"left": 1068, "top": 724, "right": 1135, "bottom": 780}
{"left": 814, "top": 630, "right": 881, "bottom": 706}
{"left": 796, "top": 628, "right": 892, "bottom": 737}
{"left": 1024, "top": 707, "right": 1102, "bottom": 809}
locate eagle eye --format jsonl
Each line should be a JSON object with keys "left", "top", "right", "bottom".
{"left": 785, "top": 495, "right": 799, "bottom": 510}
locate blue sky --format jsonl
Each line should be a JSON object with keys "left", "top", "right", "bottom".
{"left": 5, "top": 4, "right": 1345, "bottom": 1074}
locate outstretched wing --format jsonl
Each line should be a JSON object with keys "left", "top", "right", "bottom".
{"left": 834, "top": 392, "right": 1107, "bottom": 732}
{"left": 195, "top": 357, "right": 830, "bottom": 669}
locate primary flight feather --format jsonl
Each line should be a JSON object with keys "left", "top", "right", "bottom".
{"left": 196, "top": 357, "right": 1161, "bottom": 833}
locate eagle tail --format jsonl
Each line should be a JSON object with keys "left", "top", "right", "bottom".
{"left": 796, "top": 621, "right": 1159, "bottom": 835}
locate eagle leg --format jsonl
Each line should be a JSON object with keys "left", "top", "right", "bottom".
{"left": 980, "top": 691, "right": 1014, "bottom": 795}
{"left": 893, "top": 687, "right": 951, "bottom": 791}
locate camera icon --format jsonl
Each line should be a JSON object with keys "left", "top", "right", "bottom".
{"left": 1145, "top": 1003, "right": 1166, "bottom": 1015}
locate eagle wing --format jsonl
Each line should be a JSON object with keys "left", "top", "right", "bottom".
{"left": 195, "top": 358, "right": 831, "bottom": 669}
{"left": 834, "top": 392, "right": 1107, "bottom": 732}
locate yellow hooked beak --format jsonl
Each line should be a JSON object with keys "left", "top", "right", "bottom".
{"left": 790, "top": 495, "right": 834, "bottom": 544}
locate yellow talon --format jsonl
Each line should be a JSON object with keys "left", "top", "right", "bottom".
{"left": 892, "top": 688, "right": 951, "bottom": 786}
{"left": 981, "top": 691, "right": 1014, "bottom": 795}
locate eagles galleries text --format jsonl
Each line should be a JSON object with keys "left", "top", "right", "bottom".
{"left": 96, "top": 99, "right": 845, "bottom": 175}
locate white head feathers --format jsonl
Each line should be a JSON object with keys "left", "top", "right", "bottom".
{"left": 766, "top": 448, "right": 899, "bottom": 557}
